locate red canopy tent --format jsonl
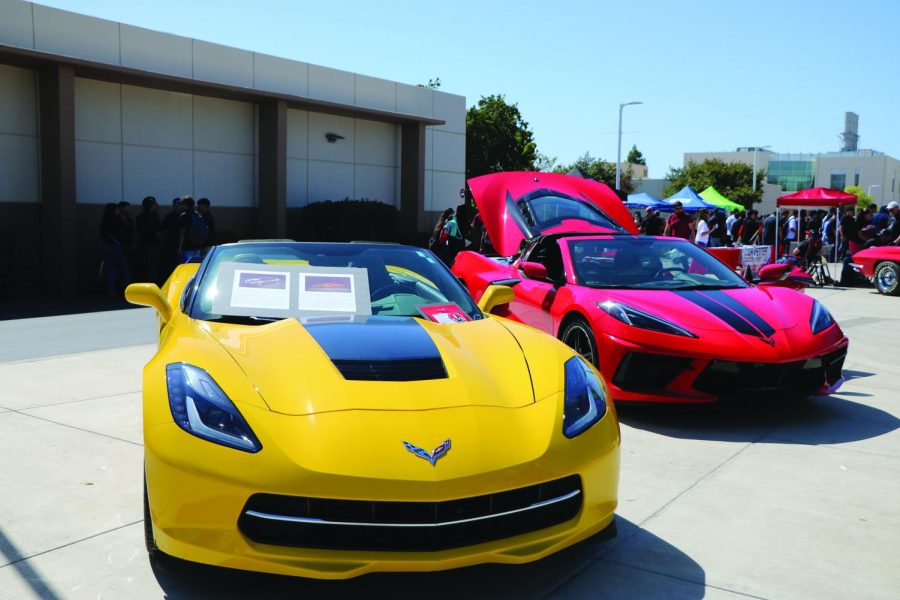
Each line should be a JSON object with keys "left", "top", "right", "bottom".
{"left": 776, "top": 187, "right": 858, "bottom": 262}
{"left": 777, "top": 187, "right": 857, "bottom": 208}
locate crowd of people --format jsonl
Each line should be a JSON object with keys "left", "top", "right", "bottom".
{"left": 99, "top": 195, "right": 216, "bottom": 296}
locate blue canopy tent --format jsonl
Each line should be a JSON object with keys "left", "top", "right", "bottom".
{"left": 663, "top": 186, "right": 717, "bottom": 212}
{"left": 625, "top": 192, "right": 668, "bottom": 210}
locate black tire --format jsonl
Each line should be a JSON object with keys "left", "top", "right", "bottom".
{"left": 559, "top": 316, "right": 599, "bottom": 367}
{"left": 874, "top": 262, "right": 900, "bottom": 296}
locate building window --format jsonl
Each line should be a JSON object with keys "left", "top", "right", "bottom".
{"left": 830, "top": 169, "right": 847, "bottom": 190}
{"left": 854, "top": 168, "right": 860, "bottom": 187}
{"left": 767, "top": 157, "right": 816, "bottom": 192}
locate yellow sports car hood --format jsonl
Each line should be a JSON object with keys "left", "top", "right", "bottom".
{"left": 204, "top": 316, "right": 537, "bottom": 415}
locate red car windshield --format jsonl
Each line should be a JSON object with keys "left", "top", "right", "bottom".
{"left": 518, "top": 191, "right": 625, "bottom": 234}
{"left": 567, "top": 237, "right": 748, "bottom": 290}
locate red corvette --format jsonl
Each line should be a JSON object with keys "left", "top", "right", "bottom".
{"left": 851, "top": 246, "right": 900, "bottom": 295}
{"left": 453, "top": 172, "right": 849, "bottom": 403}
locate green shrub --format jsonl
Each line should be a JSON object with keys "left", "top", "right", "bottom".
{"left": 293, "top": 199, "right": 400, "bottom": 243}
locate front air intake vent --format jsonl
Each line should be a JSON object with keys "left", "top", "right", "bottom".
{"left": 332, "top": 358, "right": 447, "bottom": 381}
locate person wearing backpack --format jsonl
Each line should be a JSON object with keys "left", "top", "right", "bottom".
{"left": 177, "top": 196, "right": 209, "bottom": 263}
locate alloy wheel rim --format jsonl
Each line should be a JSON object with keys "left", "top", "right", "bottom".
{"left": 878, "top": 267, "right": 896, "bottom": 290}
{"left": 564, "top": 324, "right": 595, "bottom": 365}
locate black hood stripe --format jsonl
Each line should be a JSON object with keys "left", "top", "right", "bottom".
{"left": 674, "top": 291, "right": 774, "bottom": 339}
{"left": 700, "top": 290, "right": 776, "bottom": 338}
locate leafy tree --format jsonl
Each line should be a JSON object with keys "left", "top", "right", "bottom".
{"left": 466, "top": 95, "right": 537, "bottom": 179}
{"left": 844, "top": 185, "right": 873, "bottom": 209}
{"left": 626, "top": 144, "right": 646, "bottom": 166}
{"left": 664, "top": 159, "right": 764, "bottom": 207}
{"left": 418, "top": 77, "right": 441, "bottom": 89}
{"left": 534, "top": 152, "right": 558, "bottom": 172}
{"left": 554, "top": 152, "right": 633, "bottom": 193}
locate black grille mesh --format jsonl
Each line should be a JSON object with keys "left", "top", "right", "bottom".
{"left": 238, "top": 475, "right": 582, "bottom": 551}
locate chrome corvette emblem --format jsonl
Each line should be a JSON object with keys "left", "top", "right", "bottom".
{"left": 402, "top": 439, "right": 451, "bottom": 466}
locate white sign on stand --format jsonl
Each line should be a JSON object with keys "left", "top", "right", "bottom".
{"left": 740, "top": 245, "right": 773, "bottom": 277}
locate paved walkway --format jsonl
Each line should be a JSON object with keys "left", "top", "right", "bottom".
{"left": 0, "top": 287, "right": 898, "bottom": 599}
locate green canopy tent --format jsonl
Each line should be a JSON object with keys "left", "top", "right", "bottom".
{"left": 699, "top": 186, "right": 744, "bottom": 211}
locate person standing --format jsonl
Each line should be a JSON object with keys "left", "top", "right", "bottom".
{"left": 663, "top": 202, "right": 693, "bottom": 240}
{"left": 885, "top": 201, "right": 900, "bottom": 245}
{"left": 135, "top": 196, "right": 161, "bottom": 283}
{"left": 839, "top": 206, "right": 860, "bottom": 259}
{"left": 177, "top": 196, "right": 208, "bottom": 263}
{"left": 197, "top": 197, "right": 216, "bottom": 246}
{"left": 640, "top": 207, "right": 664, "bottom": 236}
{"left": 160, "top": 197, "right": 185, "bottom": 279}
{"left": 762, "top": 211, "right": 777, "bottom": 247}
{"left": 741, "top": 210, "right": 760, "bottom": 245}
{"left": 99, "top": 203, "right": 131, "bottom": 297}
{"left": 785, "top": 210, "right": 799, "bottom": 247}
{"left": 708, "top": 209, "right": 726, "bottom": 247}
{"left": 725, "top": 210, "right": 738, "bottom": 246}
{"left": 439, "top": 210, "right": 465, "bottom": 266}
{"left": 693, "top": 208, "right": 712, "bottom": 248}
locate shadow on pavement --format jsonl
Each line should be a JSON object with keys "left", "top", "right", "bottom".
{"left": 0, "top": 296, "right": 137, "bottom": 321}
{"left": 617, "top": 393, "right": 899, "bottom": 445}
{"left": 150, "top": 517, "right": 705, "bottom": 599}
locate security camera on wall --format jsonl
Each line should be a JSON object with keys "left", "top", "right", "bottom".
{"left": 325, "top": 132, "right": 345, "bottom": 143}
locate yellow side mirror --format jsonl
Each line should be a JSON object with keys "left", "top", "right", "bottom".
{"left": 477, "top": 284, "right": 516, "bottom": 314}
{"left": 125, "top": 283, "right": 172, "bottom": 323}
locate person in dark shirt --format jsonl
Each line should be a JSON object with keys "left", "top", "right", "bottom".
{"left": 663, "top": 202, "right": 693, "bottom": 240}
{"left": 762, "top": 212, "right": 777, "bottom": 246}
{"left": 197, "top": 197, "right": 216, "bottom": 246}
{"left": 135, "top": 196, "right": 160, "bottom": 283}
{"left": 640, "top": 207, "right": 665, "bottom": 235}
{"left": 99, "top": 203, "right": 131, "bottom": 297}
{"left": 709, "top": 209, "right": 727, "bottom": 247}
{"left": 871, "top": 205, "right": 889, "bottom": 230}
{"left": 839, "top": 207, "right": 861, "bottom": 257}
{"left": 741, "top": 211, "right": 760, "bottom": 245}
{"left": 887, "top": 202, "right": 900, "bottom": 245}
{"left": 178, "top": 196, "right": 207, "bottom": 263}
{"left": 160, "top": 197, "right": 185, "bottom": 280}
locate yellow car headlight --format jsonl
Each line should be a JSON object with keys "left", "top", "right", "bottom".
{"left": 165, "top": 363, "right": 262, "bottom": 453}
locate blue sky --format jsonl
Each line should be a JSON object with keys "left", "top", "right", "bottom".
{"left": 40, "top": 0, "right": 900, "bottom": 177}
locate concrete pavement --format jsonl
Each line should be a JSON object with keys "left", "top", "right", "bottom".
{"left": 0, "top": 286, "right": 898, "bottom": 599}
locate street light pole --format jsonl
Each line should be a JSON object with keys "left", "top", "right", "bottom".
{"left": 752, "top": 145, "right": 772, "bottom": 193}
{"left": 616, "top": 101, "right": 643, "bottom": 191}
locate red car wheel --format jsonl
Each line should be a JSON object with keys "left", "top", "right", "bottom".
{"left": 559, "top": 317, "right": 598, "bottom": 367}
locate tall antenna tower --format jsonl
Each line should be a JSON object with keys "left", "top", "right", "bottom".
{"left": 840, "top": 112, "right": 859, "bottom": 152}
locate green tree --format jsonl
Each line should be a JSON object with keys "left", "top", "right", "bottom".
{"left": 626, "top": 144, "right": 646, "bottom": 166}
{"left": 466, "top": 95, "right": 537, "bottom": 179}
{"left": 418, "top": 77, "right": 441, "bottom": 89}
{"left": 554, "top": 152, "right": 633, "bottom": 193}
{"left": 664, "top": 159, "right": 764, "bottom": 207}
{"left": 843, "top": 185, "right": 873, "bottom": 209}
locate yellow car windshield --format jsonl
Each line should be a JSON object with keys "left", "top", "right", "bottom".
{"left": 189, "top": 242, "right": 481, "bottom": 323}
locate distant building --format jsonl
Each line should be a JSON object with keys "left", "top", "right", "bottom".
{"left": 767, "top": 150, "right": 900, "bottom": 207}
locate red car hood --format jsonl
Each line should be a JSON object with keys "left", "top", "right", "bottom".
{"left": 593, "top": 286, "right": 806, "bottom": 334}
{"left": 468, "top": 171, "right": 638, "bottom": 257}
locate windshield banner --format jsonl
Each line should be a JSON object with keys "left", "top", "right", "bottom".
{"left": 212, "top": 262, "right": 371, "bottom": 319}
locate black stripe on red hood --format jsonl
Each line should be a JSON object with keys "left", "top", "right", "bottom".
{"left": 674, "top": 290, "right": 776, "bottom": 339}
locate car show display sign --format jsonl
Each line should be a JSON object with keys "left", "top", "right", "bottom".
{"left": 418, "top": 303, "right": 472, "bottom": 324}
{"left": 213, "top": 262, "right": 371, "bottom": 318}
{"left": 740, "top": 245, "right": 773, "bottom": 277}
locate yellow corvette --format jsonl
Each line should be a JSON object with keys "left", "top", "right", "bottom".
{"left": 126, "top": 241, "right": 619, "bottom": 579}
